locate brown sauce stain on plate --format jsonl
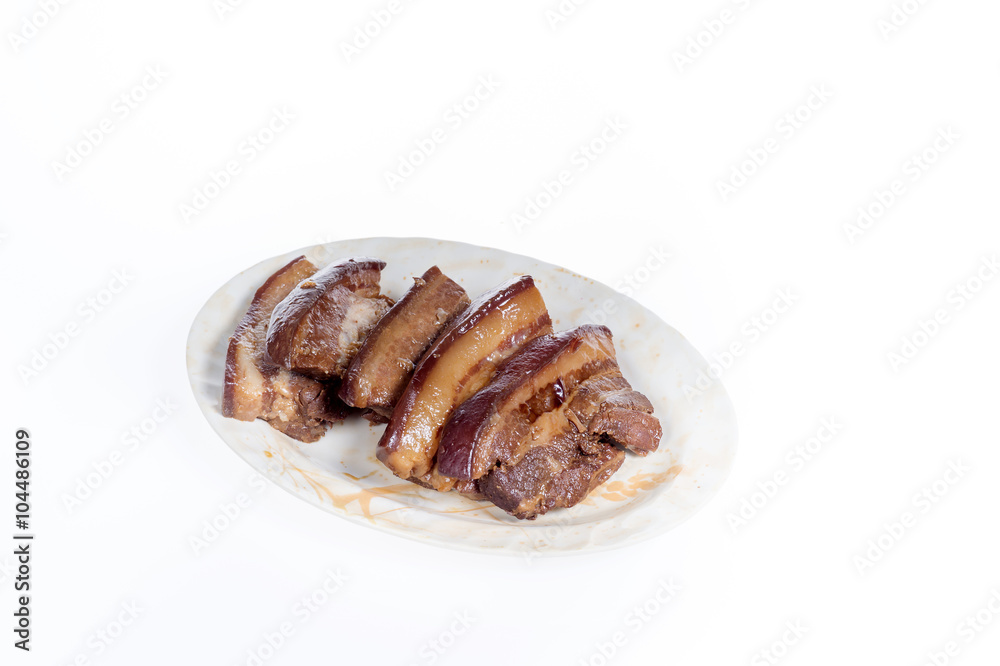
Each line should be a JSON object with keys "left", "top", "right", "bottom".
{"left": 270, "top": 448, "right": 416, "bottom": 521}
{"left": 302, "top": 472, "right": 415, "bottom": 522}
{"left": 598, "top": 465, "right": 684, "bottom": 502}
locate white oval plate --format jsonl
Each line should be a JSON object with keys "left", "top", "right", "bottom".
{"left": 186, "top": 237, "right": 738, "bottom": 556}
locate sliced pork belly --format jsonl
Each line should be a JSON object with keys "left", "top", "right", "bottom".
{"left": 339, "top": 266, "right": 470, "bottom": 419}
{"left": 435, "top": 325, "right": 619, "bottom": 480}
{"left": 222, "top": 256, "right": 348, "bottom": 443}
{"left": 376, "top": 275, "right": 553, "bottom": 489}
{"left": 474, "top": 369, "right": 658, "bottom": 518}
{"left": 478, "top": 430, "right": 624, "bottom": 520}
{"left": 436, "top": 325, "right": 661, "bottom": 483}
{"left": 266, "top": 257, "right": 393, "bottom": 381}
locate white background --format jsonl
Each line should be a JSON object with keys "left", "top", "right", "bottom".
{"left": 3, "top": 0, "right": 1000, "bottom": 664}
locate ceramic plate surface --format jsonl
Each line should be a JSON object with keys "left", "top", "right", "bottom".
{"left": 186, "top": 237, "right": 738, "bottom": 556}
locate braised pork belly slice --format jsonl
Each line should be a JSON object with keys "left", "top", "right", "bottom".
{"left": 435, "top": 325, "right": 619, "bottom": 480}
{"left": 222, "top": 256, "right": 349, "bottom": 443}
{"left": 266, "top": 257, "right": 393, "bottom": 381}
{"left": 474, "top": 367, "right": 660, "bottom": 519}
{"left": 339, "top": 266, "right": 470, "bottom": 419}
{"left": 436, "top": 325, "right": 661, "bottom": 484}
{"left": 376, "top": 275, "right": 553, "bottom": 488}
{"left": 478, "top": 429, "right": 625, "bottom": 520}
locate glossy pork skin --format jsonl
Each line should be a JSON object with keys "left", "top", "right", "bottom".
{"left": 475, "top": 366, "right": 661, "bottom": 519}
{"left": 266, "top": 257, "right": 392, "bottom": 381}
{"left": 376, "top": 275, "right": 553, "bottom": 487}
{"left": 339, "top": 266, "right": 470, "bottom": 418}
{"left": 436, "top": 325, "right": 619, "bottom": 480}
{"left": 438, "top": 325, "right": 662, "bottom": 519}
{"left": 222, "top": 256, "right": 347, "bottom": 442}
